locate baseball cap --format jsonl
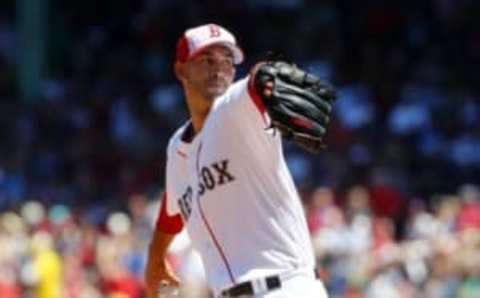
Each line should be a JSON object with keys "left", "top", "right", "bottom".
{"left": 176, "top": 23, "right": 244, "bottom": 65}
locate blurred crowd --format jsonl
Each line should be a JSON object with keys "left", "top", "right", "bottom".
{"left": 0, "top": 0, "right": 480, "bottom": 297}
{"left": 306, "top": 184, "right": 480, "bottom": 298}
{"left": 1, "top": 184, "right": 480, "bottom": 297}
{"left": 0, "top": 194, "right": 156, "bottom": 298}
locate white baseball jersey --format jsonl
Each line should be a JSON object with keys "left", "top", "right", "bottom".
{"left": 157, "top": 77, "right": 315, "bottom": 293}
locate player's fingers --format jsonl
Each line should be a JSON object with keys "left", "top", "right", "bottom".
{"left": 158, "top": 285, "right": 181, "bottom": 298}
{"left": 160, "top": 268, "right": 181, "bottom": 286}
{"left": 161, "top": 276, "right": 180, "bottom": 287}
{"left": 262, "top": 81, "right": 274, "bottom": 98}
{"left": 146, "top": 281, "right": 179, "bottom": 298}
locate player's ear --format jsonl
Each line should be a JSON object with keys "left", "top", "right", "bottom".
{"left": 174, "top": 61, "right": 186, "bottom": 82}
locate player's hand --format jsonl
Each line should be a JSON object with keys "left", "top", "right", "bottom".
{"left": 145, "top": 257, "right": 180, "bottom": 298}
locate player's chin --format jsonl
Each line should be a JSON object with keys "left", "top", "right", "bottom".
{"left": 205, "top": 86, "right": 228, "bottom": 99}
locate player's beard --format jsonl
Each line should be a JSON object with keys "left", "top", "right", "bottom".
{"left": 203, "top": 73, "right": 231, "bottom": 99}
{"left": 184, "top": 71, "right": 232, "bottom": 103}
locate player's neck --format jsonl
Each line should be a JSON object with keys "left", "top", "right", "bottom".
{"left": 185, "top": 91, "right": 214, "bottom": 134}
{"left": 190, "top": 111, "right": 209, "bottom": 133}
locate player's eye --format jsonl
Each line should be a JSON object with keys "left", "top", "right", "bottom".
{"left": 220, "top": 58, "right": 233, "bottom": 68}
{"left": 206, "top": 57, "right": 216, "bottom": 66}
{"left": 212, "top": 57, "right": 233, "bottom": 68}
{"left": 198, "top": 56, "right": 214, "bottom": 66}
{"left": 197, "top": 55, "right": 233, "bottom": 70}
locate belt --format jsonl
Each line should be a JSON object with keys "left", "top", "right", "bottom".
{"left": 220, "top": 275, "right": 281, "bottom": 297}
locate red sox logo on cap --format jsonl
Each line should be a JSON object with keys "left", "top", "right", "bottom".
{"left": 176, "top": 23, "right": 244, "bottom": 64}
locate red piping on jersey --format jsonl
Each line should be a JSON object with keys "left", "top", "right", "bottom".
{"left": 247, "top": 72, "right": 268, "bottom": 125}
{"left": 196, "top": 142, "right": 203, "bottom": 173}
{"left": 156, "top": 192, "right": 184, "bottom": 234}
{"left": 195, "top": 141, "right": 235, "bottom": 284}
{"left": 197, "top": 197, "right": 236, "bottom": 284}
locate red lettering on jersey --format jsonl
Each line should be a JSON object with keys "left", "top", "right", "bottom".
{"left": 156, "top": 193, "right": 184, "bottom": 234}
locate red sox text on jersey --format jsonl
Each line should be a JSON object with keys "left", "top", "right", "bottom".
{"left": 178, "top": 159, "right": 235, "bottom": 221}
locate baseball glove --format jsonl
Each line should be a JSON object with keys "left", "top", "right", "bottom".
{"left": 253, "top": 61, "right": 336, "bottom": 153}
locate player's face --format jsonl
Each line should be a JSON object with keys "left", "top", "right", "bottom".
{"left": 184, "top": 45, "right": 236, "bottom": 100}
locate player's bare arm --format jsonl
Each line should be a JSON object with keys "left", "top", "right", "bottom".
{"left": 145, "top": 191, "right": 184, "bottom": 297}
{"left": 145, "top": 227, "right": 179, "bottom": 297}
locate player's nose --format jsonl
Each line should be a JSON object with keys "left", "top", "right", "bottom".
{"left": 210, "top": 61, "right": 226, "bottom": 73}
{"left": 209, "top": 67, "right": 228, "bottom": 81}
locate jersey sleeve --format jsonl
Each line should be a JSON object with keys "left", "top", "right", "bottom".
{"left": 245, "top": 74, "right": 269, "bottom": 125}
{"left": 155, "top": 192, "right": 183, "bottom": 234}
{"left": 155, "top": 142, "right": 184, "bottom": 235}
{"left": 218, "top": 76, "right": 271, "bottom": 130}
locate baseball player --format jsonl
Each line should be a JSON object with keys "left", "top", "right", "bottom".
{"left": 145, "top": 23, "right": 336, "bottom": 298}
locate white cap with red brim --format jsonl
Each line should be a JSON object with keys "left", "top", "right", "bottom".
{"left": 176, "top": 23, "right": 244, "bottom": 65}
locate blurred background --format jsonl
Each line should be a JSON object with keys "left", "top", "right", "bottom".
{"left": 0, "top": 0, "right": 480, "bottom": 297}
